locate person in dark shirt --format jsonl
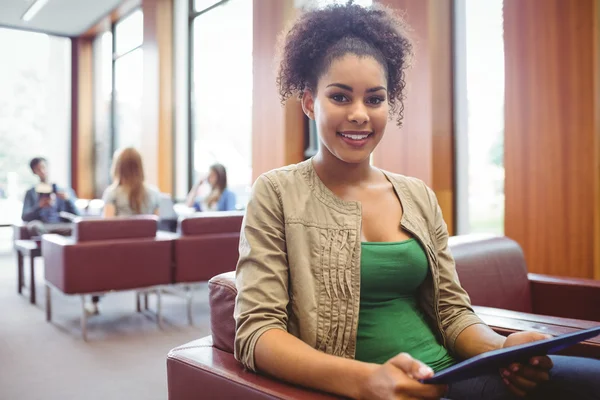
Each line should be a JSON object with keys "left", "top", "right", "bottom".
{"left": 21, "top": 157, "right": 78, "bottom": 235}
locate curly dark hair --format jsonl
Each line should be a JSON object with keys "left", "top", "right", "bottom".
{"left": 277, "top": 1, "right": 413, "bottom": 126}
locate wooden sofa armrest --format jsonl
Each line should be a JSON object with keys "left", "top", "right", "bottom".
{"left": 528, "top": 273, "right": 600, "bottom": 322}
{"left": 473, "top": 306, "right": 600, "bottom": 359}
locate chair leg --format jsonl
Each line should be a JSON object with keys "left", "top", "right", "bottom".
{"left": 156, "top": 289, "right": 163, "bottom": 329}
{"left": 136, "top": 292, "right": 141, "bottom": 312}
{"left": 144, "top": 292, "right": 149, "bottom": 310}
{"left": 17, "top": 251, "right": 24, "bottom": 294}
{"left": 45, "top": 284, "right": 52, "bottom": 322}
{"left": 187, "top": 289, "right": 193, "bottom": 326}
{"left": 80, "top": 295, "right": 88, "bottom": 341}
{"left": 29, "top": 256, "right": 36, "bottom": 304}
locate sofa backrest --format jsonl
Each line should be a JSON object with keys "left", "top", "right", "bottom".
{"left": 179, "top": 212, "right": 244, "bottom": 236}
{"left": 449, "top": 235, "right": 533, "bottom": 313}
{"left": 173, "top": 212, "right": 244, "bottom": 283}
{"left": 73, "top": 216, "right": 158, "bottom": 242}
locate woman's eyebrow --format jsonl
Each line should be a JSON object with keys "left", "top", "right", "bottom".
{"left": 325, "top": 83, "right": 387, "bottom": 93}
{"left": 366, "top": 86, "right": 387, "bottom": 93}
{"left": 326, "top": 83, "right": 353, "bottom": 91}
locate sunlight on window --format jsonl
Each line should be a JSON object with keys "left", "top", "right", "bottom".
{"left": 194, "top": 0, "right": 222, "bottom": 12}
{"left": 115, "top": 10, "right": 143, "bottom": 56}
{"left": 0, "top": 28, "right": 71, "bottom": 224}
{"left": 114, "top": 48, "right": 144, "bottom": 150}
{"left": 192, "top": 0, "right": 252, "bottom": 206}
{"left": 93, "top": 32, "right": 114, "bottom": 196}
{"left": 465, "top": 0, "right": 505, "bottom": 234}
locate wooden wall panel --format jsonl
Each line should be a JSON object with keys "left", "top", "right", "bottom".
{"left": 504, "top": 0, "right": 600, "bottom": 279}
{"left": 71, "top": 37, "right": 95, "bottom": 199}
{"left": 373, "top": 0, "right": 455, "bottom": 234}
{"left": 142, "top": 0, "right": 174, "bottom": 194}
{"left": 252, "top": 0, "right": 305, "bottom": 181}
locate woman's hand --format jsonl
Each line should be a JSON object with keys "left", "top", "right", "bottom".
{"left": 359, "top": 353, "right": 447, "bottom": 400}
{"left": 500, "top": 331, "right": 553, "bottom": 397}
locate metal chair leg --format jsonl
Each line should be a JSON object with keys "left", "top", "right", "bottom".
{"left": 187, "top": 290, "right": 193, "bottom": 326}
{"left": 45, "top": 284, "right": 51, "bottom": 322}
{"left": 156, "top": 289, "right": 163, "bottom": 329}
{"left": 80, "top": 295, "right": 88, "bottom": 341}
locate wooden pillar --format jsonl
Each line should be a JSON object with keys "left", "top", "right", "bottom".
{"left": 372, "top": 0, "right": 455, "bottom": 234}
{"left": 504, "top": 0, "right": 600, "bottom": 279}
{"left": 252, "top": 0, "right": 305, "bottom": 181}
{"left": 71, "top": 37, "right": 94, "bottom": 199}
{"left": 142, "top": 0, "right": 174, "bottom": 193}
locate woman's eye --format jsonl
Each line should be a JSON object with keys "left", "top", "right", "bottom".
{"left": 367, "top": 97, "right": 385, "bottom": 105}
{"left": 331, "top": 94, "right": 348, "bottom": 102}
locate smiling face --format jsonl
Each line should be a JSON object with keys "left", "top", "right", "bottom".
{"left": 302, "top": 54, "right": 389, "bottom": 165}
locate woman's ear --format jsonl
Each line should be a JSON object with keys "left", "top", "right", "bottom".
{"left": 301, "top": 90, "right": 315, "bottom": 120}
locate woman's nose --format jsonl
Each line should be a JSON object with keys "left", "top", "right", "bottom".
{"left": 347, "top": 102, "right": 369, "bottom": 125}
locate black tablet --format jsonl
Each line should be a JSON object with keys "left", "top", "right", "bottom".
{"left": 423, "top": 326, "right": 600, "bottom": 384}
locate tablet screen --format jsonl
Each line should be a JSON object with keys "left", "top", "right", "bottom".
{"left": 423, "top": 326, "right": 600, "bottom": 384}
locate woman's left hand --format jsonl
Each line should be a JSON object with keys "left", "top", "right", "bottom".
{"left": 500, "top": 331, "right": 554, "bottom": 397}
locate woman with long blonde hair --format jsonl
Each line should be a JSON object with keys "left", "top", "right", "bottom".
{"left": 87, "top": 148, "right": 161, "bottom": 314}
{"left": 102, "top": 147, "right": 160, "bottom": 218}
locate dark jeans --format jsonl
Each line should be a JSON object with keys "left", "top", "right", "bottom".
{"left": 445, "top": 355, "right": 600, "bottom": 399}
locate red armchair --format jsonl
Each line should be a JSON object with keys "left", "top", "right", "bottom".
{"left": 42, "top": 216, "right": 174, "bottom": 340}
{"left": 169, "top": 211, "right": 244, "bottom": 324}
{"left": 167, "top": 235, "right": 600, "bottom": 399}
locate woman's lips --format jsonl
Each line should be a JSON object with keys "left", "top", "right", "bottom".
{"left": 337, "top": 131, "right": 373, "bottom": 148}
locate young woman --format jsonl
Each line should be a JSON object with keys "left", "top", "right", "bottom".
{"left": 88, "top": 147, "right": 160, "bottom": 315}
{"left": 185, "top": 163, "right": 237, "bottom": 212}
{"left": 102, "top": 147, "right": 160, "bottom": 218}
{"left": 233, "top": 3, "right": 600, "bottom": 400}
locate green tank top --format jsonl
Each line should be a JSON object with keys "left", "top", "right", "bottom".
{"left": 355, "top": 239, "right": 456, "bottom": 372}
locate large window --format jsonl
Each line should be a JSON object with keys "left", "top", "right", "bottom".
{"left": 93, "top": 32, "right": 114, "bottom": 196}
{"left": 190, "top": 0, "right": 252, "bottom": 206}
{"left": 113, "top": 10, "right": 144, "bottom": 151}
{"left": 93, "top": 9, "right": 144, "bottom": 194}
{"left": 0, "top": 28, "right": 71, "bottom": 224}
{"left": 454, "top": 0, "right": 505, "bottom": 234}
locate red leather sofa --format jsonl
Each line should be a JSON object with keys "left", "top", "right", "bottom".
{"left": 167, "top": 211, "right": 244, "bottom": 324}
{"left": 167, "top": 235, "right": 600, "bottom": 399}
{"left": 42, "top": 216, "right": 174, "bottom": 340}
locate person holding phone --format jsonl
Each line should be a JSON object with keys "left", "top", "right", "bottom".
{"left": 185, "top": 163, "right": 236, "bottom": 212}
{"left": 21, "top": 157, "right": 78, "bottom": 235}
{"left": 234, "top": 3, "right": 600, "bottom": 400}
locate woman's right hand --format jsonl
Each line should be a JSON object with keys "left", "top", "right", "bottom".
{"left": 358, "top": 353, "right": 448, "bottom": 400}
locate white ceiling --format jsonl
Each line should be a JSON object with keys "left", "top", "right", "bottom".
{"left": 0, "top": 0, "right": 126, "bottom": 37}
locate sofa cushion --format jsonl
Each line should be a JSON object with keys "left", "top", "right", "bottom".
{"left": 73, "top": 216, "right": 158, "bottom": 242}
{"left": 449, "top": 235, "right": 533, "bottom": 313}
{"left": 179, "top": 212, "right": 244, "bottom": 236}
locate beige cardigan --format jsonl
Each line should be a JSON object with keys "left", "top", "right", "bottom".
{"left": 234, "top": 159, "right": 484, "bottom": 372}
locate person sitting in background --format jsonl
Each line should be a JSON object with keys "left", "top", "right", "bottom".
{"left": 185, "top": 163, "right": 236, "bottom": 212}
{"left": 21, "top": 157, "right": 78, "bottom": 236}
{"left": 102, "top": 147, "right": 160, "bottom": 218}
{"left": 87, "top": 148, "right": 160, "bottom": 315}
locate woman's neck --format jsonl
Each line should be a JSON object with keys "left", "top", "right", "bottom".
{"left": 312, "top": 149, "right": 375, "bottom": 188}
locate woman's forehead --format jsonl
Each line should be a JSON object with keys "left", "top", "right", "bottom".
{"left": 319, "top": 54, "right": 387, "bottom": 89}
